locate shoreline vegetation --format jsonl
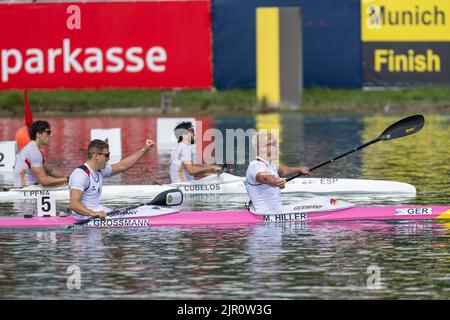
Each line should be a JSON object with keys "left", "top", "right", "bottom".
{"left": 0, "top": 86, "right": 450, "bottom": 117}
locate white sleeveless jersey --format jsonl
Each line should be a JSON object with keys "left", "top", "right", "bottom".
{"left": 169, "top": 142, "right": 194, "bottom": 183}
{"left": 68, "top": 163, "right": 112, "bottom": 217}
{"left": 245, "top": 157, "right": 283, "bottom": 215}
{"left": 13, "top": 141, "right": 45, "bottom": 188}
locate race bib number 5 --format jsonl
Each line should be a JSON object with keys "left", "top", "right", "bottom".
{"left": 37, "top": 195, "right": 56, "bottom": 217}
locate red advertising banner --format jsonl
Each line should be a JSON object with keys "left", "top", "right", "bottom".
{"left": 0, "top": 1, "right": 212, "bottom": 90}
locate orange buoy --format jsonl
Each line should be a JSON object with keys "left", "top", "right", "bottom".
{"left": 15, "top": 126, "right": 30, "bottom": 151}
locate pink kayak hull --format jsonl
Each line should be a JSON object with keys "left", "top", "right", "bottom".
{"left": 147, "top": 206, "right": 450, "bottom": 226}
{"left": 0, "top": 206, "right": 449, "bottom": 229}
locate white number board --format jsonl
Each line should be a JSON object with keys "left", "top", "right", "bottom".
{"left": 0, "top": 141, "right": 17, "bottom": 172}
{"left": 90, "top": 128, "right": 122, "bottom": 163}
{"left": 37, "top": 194, "right": 56, "bottom": 217}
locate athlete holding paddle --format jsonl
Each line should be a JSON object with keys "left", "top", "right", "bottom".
{"left": 246, "top": 115, "right": 425, "bottom": 215}
{"left": 245, "top": 131, "right": 309, "bottom": 215}
{"left": 169, "top": 121, "right": 222, "bottom": 183}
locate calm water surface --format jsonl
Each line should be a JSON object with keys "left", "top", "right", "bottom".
{"left": 0, "top": 113, "right": 449, "bottom": 299}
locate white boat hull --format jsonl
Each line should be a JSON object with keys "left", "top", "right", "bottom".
{"left": 0, "top": 173, "right": 416, "bottom": 202}
{"left": 171, "top": 173, "right": 416, "bottom": 195}
{"left": 0, "top": 184, "right": 174, "bottom": 202}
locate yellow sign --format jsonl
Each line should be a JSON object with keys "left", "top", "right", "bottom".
{"left": 361, "top": 0, "right": 450, "bottom": 41}
{"left": 374, "top": 49, "right": 441, "bottom": 72}
{"left": 256, "top": 8, "right": 280, "bottom": 105}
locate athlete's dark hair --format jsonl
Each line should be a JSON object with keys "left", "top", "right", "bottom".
{"left": 29, "top": 120, "right": 50, "bottom": 140}
{"left": 87, "top": 139, "right": 109, "bottom": 159}
{"left": 174, "top": 121, "right": 193, "bottom": 143}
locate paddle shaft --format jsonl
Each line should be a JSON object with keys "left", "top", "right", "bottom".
{"left": 286, "top": 138, "right": 380, "bottom": 182}
{"left": 285, "top": 114, "right": 425, "bottom": 182}
{"left": 71, "top": 203, "right": 147, "bottom": 227}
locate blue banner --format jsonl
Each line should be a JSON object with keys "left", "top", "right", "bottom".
{"left": 212, "top": 0, "right": 362, "bottom": 88}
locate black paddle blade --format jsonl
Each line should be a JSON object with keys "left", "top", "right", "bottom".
{"left": 380, "top": 114, "right": 425, "bottom": 140}
{"left": 149, "top": 189, "right": 183, "bottom": 206}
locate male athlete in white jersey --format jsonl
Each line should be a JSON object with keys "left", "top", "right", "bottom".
{"left": 245, "top": 131, "right": 310, "bottom": 215}
{"left": 69, "top": 138, "right": 154, "bottom": 220}
{"left": 169, "top": 121, "right": 221, "bottom": 183}
{"left": 13, "top": 120, "right": 68, "bottom": 188}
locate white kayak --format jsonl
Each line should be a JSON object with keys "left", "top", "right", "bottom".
{"left": 171, "top": 173, "right": 416, "bottom": 194}
{"left": 0, "top": 173, "right": 416, "bottom": 202}
{"left": 0, "top": 184, "right": 175, "bottom": 202}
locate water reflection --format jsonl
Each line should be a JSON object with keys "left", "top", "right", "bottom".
{"left": 0, "top": 219, "right": 448, "bottom": 299}
{"left": 361, "top": 113, "right": 450, "bottom": 205}
{"left": 1, "top": 113, "right": 448, "bottom": 208}
{"left": 0, "top": 113, "right": 449, "bottom": 299}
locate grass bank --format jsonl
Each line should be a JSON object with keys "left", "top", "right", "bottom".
{"left": 0, "top": 86, "right": 450, "bottom": 116}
